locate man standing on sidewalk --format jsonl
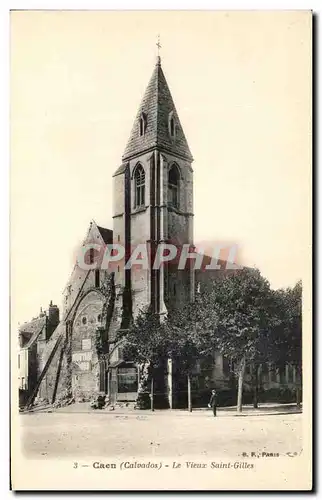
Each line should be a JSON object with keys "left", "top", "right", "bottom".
{"left": 208, "top": 389, "right": 218, "bottom": 417}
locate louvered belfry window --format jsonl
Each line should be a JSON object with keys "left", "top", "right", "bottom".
{"left": 134, "top": 164, "right": 145, "bottom": 208}
{"left": 168, "top": 164, "right": 179, "bottom": 208}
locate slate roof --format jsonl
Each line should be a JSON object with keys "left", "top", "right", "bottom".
{"left": 97, "top": 226, "right": 113, "bottom": 244}
{"left": 122, "top": 57, "right": 193, "bottom": 162}
{"left": 19, "top": 316, "right": 46, "bottom": 349}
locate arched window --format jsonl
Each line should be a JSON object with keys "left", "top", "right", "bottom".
{"left": 168, "top": 164, "right": 180, "bottom": 208}
{"left": 134, "top": 164, "right": 145, "bottom": 208}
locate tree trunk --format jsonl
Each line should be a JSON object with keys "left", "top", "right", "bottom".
{"left": 167, "top": 358, "right": 173, "bottom": 409}
{"left": 187, "top": 373, "right": 192, "bottom": 412}
{"left": 253, "top": 364, "right": 259, "bottom": 409}
{"left": 237, "top": 356, "right": 246, "bottom": 413}
{"left": 151, "top": 377, "right": 154, "bottom": 412}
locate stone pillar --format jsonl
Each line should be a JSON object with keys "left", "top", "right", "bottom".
{"left": 107, "top": 370, "right": 110, "bottom": 397}
{"left": 110, "top": 368, "right": 117, "bottom": 404}
{"left": 190, "top": 266, "right": 195, "bottom": 303}
{"left": 159, "top": 153, "right": 168, "bottom": 318}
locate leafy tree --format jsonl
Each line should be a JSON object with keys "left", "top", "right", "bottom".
{"left": 201, "top": 268, "right": 274, "bottom": 412}
{"left": 164, "top": 291, "right": 215, "bottom": 368}
{"left": 118, "top": 269, "right": 301, "bottom": 413}
{"left": 162, "top": 294, "right": 213, "bottom": 410}
{"left": 119, "top": 293, "right": 211, "bottom": 410}
{"left": 120, "top": 308, "right": 167, "bottom": 365}
{"left": 268, "top": 281, "right": 302, "bottom": 405}
{"left": 117, "top": 308, "right": 168, "bottom": 409}
{"left": 161, "top": 268, "right": 275, "bottom": 412}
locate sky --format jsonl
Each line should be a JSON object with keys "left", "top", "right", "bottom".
{"left": 10, "top": 10, "right": 311, "bottom": 327}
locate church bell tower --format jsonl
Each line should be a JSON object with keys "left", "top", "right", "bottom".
{"left": 112, "top": 55, "right": 194, "bottom": 327}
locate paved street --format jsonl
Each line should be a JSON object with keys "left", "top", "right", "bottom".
{"left": 20, "top": 406, "right": 302, "bottom": 460}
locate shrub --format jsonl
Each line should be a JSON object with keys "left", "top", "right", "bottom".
{"left": 90, "top": 392, "right": 106, "bottom": 410}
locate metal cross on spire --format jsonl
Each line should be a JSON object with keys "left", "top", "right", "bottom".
{"left": 156, "top": 34, "right": 161, "bottom": 56}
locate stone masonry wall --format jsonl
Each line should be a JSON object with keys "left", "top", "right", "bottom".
{"left": 70, "top": 290, "right": 105, "bottom": 401}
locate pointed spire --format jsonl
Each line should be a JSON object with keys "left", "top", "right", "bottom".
{"left": 122, "top": 58, "right": 193, "bottom": 162}
{"left": 156, "top": 34, "right": 162, "bottom": 66}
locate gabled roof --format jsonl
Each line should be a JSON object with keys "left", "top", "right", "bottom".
{"left": 122, "top": 57, "right": 193, "bottom": 162}
{"left": 62, "top": 221, "right": 114, "bottom": 294}
{"left": 97, "top": 226, "right": 113, "bottom": 244}
{"left": 19, "top": 316, "right": 46, "bottom": 349}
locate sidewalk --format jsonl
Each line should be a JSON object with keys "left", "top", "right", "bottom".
{"left": 24, "top": 401, "right": 302, "bottom": 417}
{"left": 191, "top": 402, "right": 302, "bottom": 417}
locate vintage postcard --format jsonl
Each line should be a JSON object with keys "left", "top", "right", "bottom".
{"left": 10, "top": 10, "right": 312, "bottom": 491}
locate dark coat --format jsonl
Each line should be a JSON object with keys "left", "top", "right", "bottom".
{"left": 209, "top": 393, "right": 217, "bottom": 407}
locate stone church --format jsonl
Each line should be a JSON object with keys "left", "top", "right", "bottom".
{"left": 19, "top": 56, "right": 297, "bottom": 410}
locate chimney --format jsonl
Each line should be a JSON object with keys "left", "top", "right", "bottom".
{"left": 47, "top": 301, "right": 60, "bottom": 339}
